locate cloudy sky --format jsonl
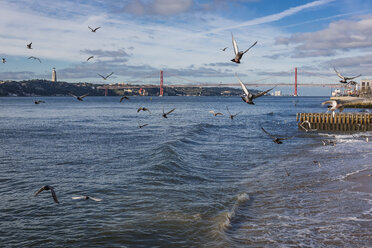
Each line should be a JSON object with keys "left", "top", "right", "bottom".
{"left": 0, "top": 0, "right": 371, "bottom": 95}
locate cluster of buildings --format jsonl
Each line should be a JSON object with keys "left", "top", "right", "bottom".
{"left": 332, "top": 79, "right": 372, "bottom": 97}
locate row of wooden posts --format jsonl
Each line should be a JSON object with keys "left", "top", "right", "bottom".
{"left": 296, "top": 113, "right": 372, "bottom": 131}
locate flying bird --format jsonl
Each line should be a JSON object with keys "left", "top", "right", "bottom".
{"left": 285, "top": 168, "right": 290, "bottom": 177}
{"left": 2, "top": 58, "right": 6, "bottom": 63}
{"left": 137, "top": 107, "right": 151, "bottom": 114}
{"left": 352, "top": 134, "right": 370, "bottom": 143}
{"left": 97, "top": 72, "right": 114, "bottom": 80}
{"left": 299, "top": 120, "right": 317, "bottom": 132}
{"left": 162, "top": 107, "right": 176, "bottom": 118}
{"left": 34, "top": 100, "right": 45, "bottom": 104}
{"left": 88, "top": 26, "right": 100, "bottom": 32}
{"left": 72, "top": 195, "right": 102, "bottom": 202}
{"left": 313, "top": 160, "right": 321, "bottom": 167}
{"left": 321, "top": 139, "right": 336, "bottom": 146}
{"left": 120, "top": 96, "right": 130, "bottom": 102}
{"left": 226, "top": 106, "right": 241, "bottom": 119}
{"left": 231, "top": 33, "right": 257, "bottom": 64}
{"left": 236, "top": 74, "right": 274, "bottom": 104}
{"left": 28, "top": 56, "right": 41, "bottom": 63}
{"left": 69, "top": 93, "right": 89, "bottom": 101}
{"left": 27, "top": 42, "right": 32, "bottom": 49}
{"left": 209, "top": 110, "right": 223, "bottom": 116}
{"left": 86, "top": 56, "right": 94, "bottom": 61}
{"left": 321, "top": 100, "right": 344, "bottom": 117}
{"left": 361, "top": 135, "right": 370, "bottom": 143}
{"left": 261, "top": 127, "right": 294, "bottom": 144}
{"left": 138, "top": 121, "right": 148, "bottom": 128}
{"left": 34, "top": 185, "right": 59, "bottom": 204}
{"left": 333, "top": 67, "right": 361, "bottom": 84}
{"left": 347, "top": 80, "right": 358, "bottom": 86}
{"left": 221, "top": 47, "right": 228, "bottom": 51}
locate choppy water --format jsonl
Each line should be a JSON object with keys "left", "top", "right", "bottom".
{"left": 0, "top": 96, "right": 371, "bottom": 247}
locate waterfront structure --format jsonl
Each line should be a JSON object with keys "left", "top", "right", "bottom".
{"left": 274, "top": 90, "right": 282, "bottom": 96}
{"left": 359, "top": 79, "right": 372, "bottom": 97}
{"left": 52, "top": 68, "right": 57, "bottom": 82}
{"left": 297, "top": 112, "right": 372, "bottom": 131}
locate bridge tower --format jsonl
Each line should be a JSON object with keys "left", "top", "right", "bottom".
{"left": 160, "top": 70, "right": 164, "bottom": 96}
{"left": 294, "top": 67, "right": 298, "bottom": 96}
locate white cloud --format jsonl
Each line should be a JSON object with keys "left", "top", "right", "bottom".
{"left": 276, "top": 15, "right": 372, "bottom": 58}
{"left": 123, "top": 0, "right": 193, "bottom": 16}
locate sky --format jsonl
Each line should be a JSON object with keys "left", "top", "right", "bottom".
{"left": 0, "top": 0, "right": 372, "bottom": 95}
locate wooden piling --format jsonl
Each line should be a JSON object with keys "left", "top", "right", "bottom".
{"left": 297, "top": 112, "right": 372, "bottom": 132}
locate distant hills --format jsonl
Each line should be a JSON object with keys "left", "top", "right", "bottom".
{"left": 0, "top": 80, "right": 103, "bottom": 97}
{"left": 0, "top": 79, "right": 245, "bottom": 97}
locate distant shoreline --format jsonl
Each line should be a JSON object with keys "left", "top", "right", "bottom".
{"left": 0, "top": 79, "right": 246, "bottom": 97}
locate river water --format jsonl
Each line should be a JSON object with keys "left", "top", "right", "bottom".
{"left": 0, "top": 96, "right": 371, "bottom": 247}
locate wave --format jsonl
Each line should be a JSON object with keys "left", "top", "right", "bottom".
{"left": 215, "top": 192, "right": 250, "bottom": 231}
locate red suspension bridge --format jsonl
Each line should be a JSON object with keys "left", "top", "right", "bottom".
{"left": 97, "top": 67, "right": 342, "bottom": 96}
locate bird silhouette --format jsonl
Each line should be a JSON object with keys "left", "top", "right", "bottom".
{"left": 261, "top": 127, "right": 294, "bottom": 144}
{"left": 313, "top": 160, "right": 321, "bottom": 167}
{"left": 209, "top": 110, "right": 223, "bottom": 116}
{"left": 333, "top": 67, "right": 361, "bottom": 84}
{"left": 88, "top": 26, "right": 100, "bottom": 32}
{"left": 97, "top": 72, "right": 114, "bottom": 80}
{"left": 69, "top": 93, "right": 89, "bottom": 101}
{"left": 236, "top": 74, "right": 274, "bottom": 104}
{"left": 361, "top": 135, "right": 370, "bottom": 142}
{"left": 34, "top": 100, "right": 45, "bottom": 104}
{"left": 28, "top": 56, "right": 41, "bottom": 63}
{"left": 138, "top": 121, "right": 149, "bottom": 128}
{"left": 2, "top": 58, "right": 6, "bottom": 63}
{"left": 86, "top": 56, "right": 94, "bottom": 61}
{"left": 72, "top": 195, "right": 102, "bottom": 201}
{"left": 34, "top": 185, "right": 59, "bottom": 204}
{"left": 162, "top": 107, "right": 176, "bottom": 118}
{"left": 27, "top": 42, "right": 32, "bottom": 49}
{"left": 120, "top": 96, "right": 130, "bottom": 102}
{"left": 231, "top": 33, "right": 257, "bottom": 64}
{"left": 321, "top": 139, "right": 336, "bottom": 146}
{"left": 221, "top": 47, "right": 228, "bottom": 51}
{"left": 137, "top": 107, "right": 151, "bottom": 114}
{"left": 226, "top": 106, "right": 241, "bottom": 119}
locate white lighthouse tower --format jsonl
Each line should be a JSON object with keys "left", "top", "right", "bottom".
{"left": 52, "top": 67, "right": 57, "bottom": 82}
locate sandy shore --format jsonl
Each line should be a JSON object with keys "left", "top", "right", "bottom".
{"left": 344, "top": 168, "right": 372, "bottom": 194}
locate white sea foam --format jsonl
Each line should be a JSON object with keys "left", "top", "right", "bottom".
{"left": 217, "top": 192, "right": 250, "bottom": 231}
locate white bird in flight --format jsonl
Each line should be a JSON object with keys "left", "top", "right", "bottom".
{"left": 72, "top": 195, "right": 102, "bottom": 201}
{"left": 209, "top": 110, "right": 223, "bottom": 116}
{"left": 321, "top": 100, "right": 344, "bottom": 117}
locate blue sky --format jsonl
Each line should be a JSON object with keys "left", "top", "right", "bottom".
{"left": 0, "top": 0, "right": 372, "bottom": 95}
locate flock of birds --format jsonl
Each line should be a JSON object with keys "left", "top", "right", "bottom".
{"left": 1, "top": 26, "right": 369, "bottom": 203}
{"left": 1, "top": 26, "right": 114, "bottom": 83}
